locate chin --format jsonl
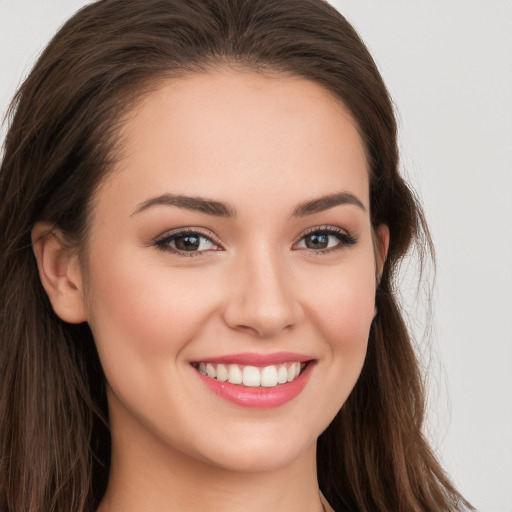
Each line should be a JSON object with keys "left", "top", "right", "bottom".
{"left": 201, "top": 436, "right": 315, "bottom": 473}
{"left": 180, "top": 415, "right": 323, "bottom": 474}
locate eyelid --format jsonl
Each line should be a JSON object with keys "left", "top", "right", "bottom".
{"left": 153, "top": 227, "right": 223, "bottom": 256}
{"left": 292, "top": 225, "right": 357, "bottom": 252}
{"left": 298, "top": 225, "right": 349, "bottom": 238}
{"left": 154, "top": 226, "right": 219, "bottom": 243}
{"left": 151, "top": 224, "right": 356, "bottom": 257}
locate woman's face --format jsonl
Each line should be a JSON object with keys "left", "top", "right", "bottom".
{"left": 78, "top": 70, "right": 388, "bottom": 472}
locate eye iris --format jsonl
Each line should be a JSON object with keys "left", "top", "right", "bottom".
{"left": 175, "top": 235, "right": 200, "bottom": 251}
{"left": 304, "top": 233, "right": 329, "bottom": 249}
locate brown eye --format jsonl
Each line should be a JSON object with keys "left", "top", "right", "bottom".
{"left": 303, "top": 233, "right": 329, "bottom": 249}
{"left": 295, "top": 228, "right": 357, "bottom": 252}
{"left": 174, "top": 234, "right": 201, "bottom": 251}
{"left": 155, "top": 230, "right": 218, "bottom": 254}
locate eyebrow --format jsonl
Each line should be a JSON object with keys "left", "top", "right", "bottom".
{"left": 132, "top": 193, "right": 236, "bottom": 218}
{"left": 132, "top": 191, "right": 365, "bottom": 218}
{"left": 292, "top": 191, "right": 366, "bottom": 216}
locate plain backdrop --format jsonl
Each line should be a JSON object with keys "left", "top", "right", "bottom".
{"left": 1, "top": 1, "right": 511, "bottom": 511}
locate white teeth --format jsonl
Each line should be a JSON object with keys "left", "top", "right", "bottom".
{"left": 228, "top": 364, "right": 243, "bottom": 384}
{"left": 287, "top": 362, "right": 301, "bottom": 381}
{"left": 206, "top": 363, "right": 216, "bottom": 378}
{"left": 277, "top": 365, "right": 288, "bottom": 384}
{"left": 242, "top": 366, "right": 261, "bottom": 387}
{"left": 261, "top": 365, "right": 278, "bottom": 387}
{"left": 216, "top": 363, "right": 228, "bottom": 382}
{"left": 197, "top": 361, "right": 306, "bottom": 388}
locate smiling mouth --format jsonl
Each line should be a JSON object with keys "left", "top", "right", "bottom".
{"left": 191, "top": 361, "right": 308, "bottom": 388}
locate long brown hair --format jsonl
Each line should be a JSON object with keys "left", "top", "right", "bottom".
{"left": 0, "top": 1, "right": 472, "bottom": 510}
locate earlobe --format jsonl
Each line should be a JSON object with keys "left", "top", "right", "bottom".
{"left": 32, "top": 222, "right": 87, "bottom": 324}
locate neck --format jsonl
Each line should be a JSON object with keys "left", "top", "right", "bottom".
{"left": 98, "top": 406, "right": 324, "bottom": 512}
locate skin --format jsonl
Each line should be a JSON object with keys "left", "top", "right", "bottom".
{"left": 34, "top": 70, "right": 388, "bottom": 512}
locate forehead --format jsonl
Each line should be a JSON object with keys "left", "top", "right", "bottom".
{"left": 97, "top": 70, "right": 369, "bottom": 218}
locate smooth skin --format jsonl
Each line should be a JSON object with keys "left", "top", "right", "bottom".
{"left": 33, "top": 69, "right": 389, "bottom": 512}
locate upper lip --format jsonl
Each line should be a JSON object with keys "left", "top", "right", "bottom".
{"left": 190, "top": 352, "right": 314, "bottom": 366}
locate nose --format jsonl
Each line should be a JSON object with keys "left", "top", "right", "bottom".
{"left": 221, "top": 248, "right": 303, "bottom": 339}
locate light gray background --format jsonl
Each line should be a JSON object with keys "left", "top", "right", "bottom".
{"left": 1, "top": 1, "right": 511, "bottom": 510}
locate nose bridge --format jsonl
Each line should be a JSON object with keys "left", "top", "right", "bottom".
{"left": 223, "top": 242, "right": 301, "bottom": 338}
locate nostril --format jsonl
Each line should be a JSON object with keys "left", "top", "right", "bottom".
{"left": 222, "top": 302, "right": 301, "bottom": 339}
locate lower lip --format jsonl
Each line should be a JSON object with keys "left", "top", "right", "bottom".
{"left": 195, "top": 363, "right": 314, "bottom": 409}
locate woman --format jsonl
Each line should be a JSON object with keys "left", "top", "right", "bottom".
{"left": 0, "top": 0, "right": 473, "bottom": 511}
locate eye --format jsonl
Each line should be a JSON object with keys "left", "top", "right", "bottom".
{"left": 154, "top": 229, "right": 221, "bottom": 256}
{"left": 294, "top": 227, "right": 356, "bottom": 253}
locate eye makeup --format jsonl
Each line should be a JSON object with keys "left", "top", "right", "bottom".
{"left": 152, "top": 224, "right": 357, "bottom": 258}
{"left": 153, "top": 228, "right": 223, "bottom": 257}
{"left": 292, "top": 225, "right": 357, "bottom": 255}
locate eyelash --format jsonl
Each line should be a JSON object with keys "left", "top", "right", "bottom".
{"left": 153, "top": 228, "right": 221, "bottom": 258}
{"left": 296, "top": 226, "right": 357, "bottom": 255}
{"left": 153, "top": 226, "right": 357, "bottom": 257}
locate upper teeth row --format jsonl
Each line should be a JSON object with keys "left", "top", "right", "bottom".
{"left": 197, "top": 362, "right": 304, "bottom": 388}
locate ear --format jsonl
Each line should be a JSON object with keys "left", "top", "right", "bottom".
{"left": 375, "top": 224, "right": 390, "bottom": 283}
{"left": 32, "top": 222, "right": 87, "bottom": 324}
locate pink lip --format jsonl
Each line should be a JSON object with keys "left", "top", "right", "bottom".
{"left": 193, "top": 360, "right": 315, "bottom": 409}
{"left": 192, "top": 351, "right": 313, "bottom": 366}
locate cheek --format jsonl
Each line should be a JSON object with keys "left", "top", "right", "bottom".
{"left": 292, "top": 251, "right": 377, "bottom": 431}
{"left": 303, "top": 255, "right": 376, "bottom": 356}
{"left": 83, "top": 249, "right": 219, "bottom": 372}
